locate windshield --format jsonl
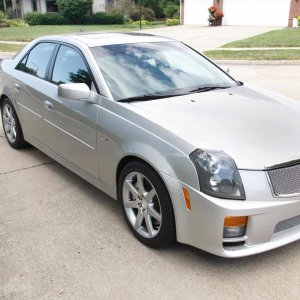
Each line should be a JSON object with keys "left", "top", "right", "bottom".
{"left": 90, "top": 41, "right": 237, "bottom": 101}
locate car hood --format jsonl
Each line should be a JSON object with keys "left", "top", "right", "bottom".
{"left": 129, "top": 85, "right": 300, "bottom": 170}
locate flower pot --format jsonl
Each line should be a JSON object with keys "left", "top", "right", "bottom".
{"left": 212, "top": 18, "right": 222, "bottom": 26}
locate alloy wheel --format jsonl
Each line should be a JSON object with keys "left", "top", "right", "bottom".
{"left": 2, "top": 103, "right": 17, "bottom": 144}
{"left": 122, "top": 172, "right": 162, "bottom": 238}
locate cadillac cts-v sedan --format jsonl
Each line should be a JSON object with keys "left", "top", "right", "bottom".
{"left": 1, "top": 33, "right": 300, "bottom": 257}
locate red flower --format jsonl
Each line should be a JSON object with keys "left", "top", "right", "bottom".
{"left": 216, "top": 10, "right": 224, "bottom": 18}
{"left": 208, "top": 6, "right": 217, "bottom": 13}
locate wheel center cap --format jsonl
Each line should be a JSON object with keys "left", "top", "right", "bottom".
{"left": 141, "top": 199, "right": 148, "bottom": 209}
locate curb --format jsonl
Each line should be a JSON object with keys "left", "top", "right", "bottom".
{"left": 213, "top": 59, "right": 300, "bottom": 65}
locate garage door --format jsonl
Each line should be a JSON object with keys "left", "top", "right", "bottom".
{"left": 184, "top": 0, "right": 212, "bottom": 25}
{"left": 223, "top": 0, "right": 290, "bottom": 26}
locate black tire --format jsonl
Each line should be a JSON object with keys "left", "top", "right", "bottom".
{"left": 1, "top": 98, "right": 26, "bottom": 149}
{"left": 118, "top": 160, "right": 176, "bottom": 248}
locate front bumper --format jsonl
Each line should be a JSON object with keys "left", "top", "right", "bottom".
{"left": 161, "top": 170, "right": 300, "bottom": 257}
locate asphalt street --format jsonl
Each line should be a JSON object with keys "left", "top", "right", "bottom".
{"left": 1, "top": 26, "right": 300, "bottom": 299}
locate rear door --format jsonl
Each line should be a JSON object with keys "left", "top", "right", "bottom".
{"left": 13, "top": 42, "right": 56, "bottom": 144}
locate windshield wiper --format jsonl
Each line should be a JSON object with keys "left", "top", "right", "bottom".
{"left": 118, "top": 86, "right": 231, "bottom": 102}
{"left": 118, "top": 93, "right": 182, "bottom": 103}
{"left": 188, "top": 86, "right": 231, "bottom": 94}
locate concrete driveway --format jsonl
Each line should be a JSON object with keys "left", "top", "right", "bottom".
{"left": 2, "top": 109, "right": 300, "bottom": 300}
{"left": 1, "top": 26, "right": 300, "bottom": 299}
{"left": 141, "top": 25, "right": 282, "bottom": 51}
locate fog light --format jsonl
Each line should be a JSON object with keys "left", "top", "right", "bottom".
{"left": 223, "top": 216, "right": 248, "bottom": 238}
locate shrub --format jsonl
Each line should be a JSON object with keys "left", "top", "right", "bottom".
{"left": 57, "top": 0, "right": 92, "bottom": 23}
{"left": 297, "top": 16, "right": 300, "bottom": 26}
{"left": 85, "top": 12, "right": 124, "bottom": 24}
{"left": 40, "top": 13, "right": 68, "bottom": 25}
{"left": 6, "top": 19, "right": 28, "bottom": 27}
{"left": 129, "top": 6, "right": 155, "bottom": 22}
{"left": 0, "top": 10, "right": 6, "bottom": 23}
{"left": 132, "top": 20, "right": 151, "bottom": 25}
{"left": 25, "top": 12, "right": 68, "bottom": 25}
{"left": 24, "top": 12, "right": 43, "bottom": 25}
{"left": 165, "top": 18, "right": 179, "bottom": 26}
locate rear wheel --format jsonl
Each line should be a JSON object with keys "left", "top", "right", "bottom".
{"left": 118, "top": 161, "right": 176, "bottom": 248}
{"left": 1, "top": 98, "right": 26, "bottom": 149}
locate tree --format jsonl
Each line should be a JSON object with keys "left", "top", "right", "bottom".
{"left": 141, "top": 0, "right": 164, "bottom": 18}
{"left": 162, "top": 0, "right": 179, "bottom": 18}
{"left": 136, "top": 0, "right": 179, "bottom": 18}
{"left": 57, "top": 0, "right": 92, "bottom": 24}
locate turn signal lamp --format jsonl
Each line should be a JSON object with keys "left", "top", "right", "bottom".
{"left": 223, "top": 216, "right": 248, "bottom": 238}
{"left": 182, "top": 188, "right": 191, "bottom": 210}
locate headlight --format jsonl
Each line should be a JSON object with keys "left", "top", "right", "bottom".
{"left": 190, "top": 149, "right": 245, "bottom": 200}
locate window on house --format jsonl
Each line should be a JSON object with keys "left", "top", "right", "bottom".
{"left": 32, "top": 0, "right": 37, "bottom": 11}
{"left": 46, "top": 0, "right": 58, "bottom": 12}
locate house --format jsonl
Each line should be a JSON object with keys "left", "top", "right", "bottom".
{"left": 1, "top": 0, "right": 106, "bottom": 18}
{"left": 181, "top": 0, "right": 300, "bottom": 27}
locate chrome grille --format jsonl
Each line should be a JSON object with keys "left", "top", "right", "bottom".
{"left": 274, "top": 215, "right": 300, "bottom": 234}
{"left": 268, "top": 164, "right": 300, "bottom": 196}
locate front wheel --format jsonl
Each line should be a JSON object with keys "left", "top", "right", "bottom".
{"left": 1, "top": 98, "right": 26, "bottom": 149}
{"left": 118, "top": 161, "right": 176, "bottom": 248}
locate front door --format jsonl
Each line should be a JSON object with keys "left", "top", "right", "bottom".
{"left": 43, "top": 44, "right": 99, "bottom": 180}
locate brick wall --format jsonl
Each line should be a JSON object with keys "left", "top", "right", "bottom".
{"left": 289, "top": 0, "right": 300, "bottom": 26}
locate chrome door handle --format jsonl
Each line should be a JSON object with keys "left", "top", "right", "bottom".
{"left": 44, "top": 100, "right": 53, "bottom": 111}
{"left": 14, "top": 83, "right": 20, "bottom": 92}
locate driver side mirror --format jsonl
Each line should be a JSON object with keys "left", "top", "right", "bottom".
{"left": 58, "top": 83, "right": 91, "bottom": 101}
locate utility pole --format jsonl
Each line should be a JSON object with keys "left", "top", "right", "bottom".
{"left": 139, "top": 0, "right": 142, "bottom": 29}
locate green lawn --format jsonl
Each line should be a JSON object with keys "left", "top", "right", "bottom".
{"left": 222, "top": 28, "right": 300, "bottom": 48}
{"left": 204, "top": 49, "right": 300, "bottom": 60}
{"left": 0, "top": 23, "right": 165, "bottom": 42}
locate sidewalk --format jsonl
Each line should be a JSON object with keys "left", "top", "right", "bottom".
{"left": 0, "top": 40, "right": 28, "bottom": 45}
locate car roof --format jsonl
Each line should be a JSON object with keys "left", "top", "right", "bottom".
{"left": 38, "top": 32, "right": 176, "bottom": 48}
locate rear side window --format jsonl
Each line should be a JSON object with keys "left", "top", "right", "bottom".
{"left": 17, "top": 43, "right": 56, "bottom": 79}
{"left": 51, "top": 45, "right": 92, "bottom": 88}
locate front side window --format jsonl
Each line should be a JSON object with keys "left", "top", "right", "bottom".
{"left": 52, "top": 45, "right": 92, "bottom": 88}
{"left": 17, "top": 43, "right": 56, "bottom": 79}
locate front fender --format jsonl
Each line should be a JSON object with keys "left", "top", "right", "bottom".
{"left": 97, "top": 99, "right": 200, "bottom": 197}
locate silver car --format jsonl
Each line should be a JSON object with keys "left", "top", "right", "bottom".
{"left": 1, "top": 33, "right": 300, "bottom": 257}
